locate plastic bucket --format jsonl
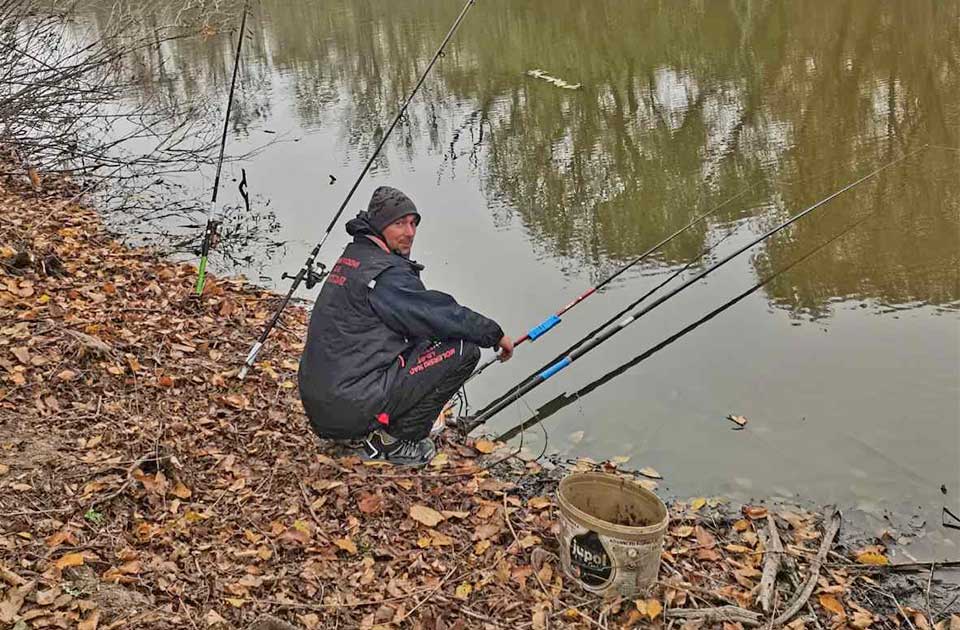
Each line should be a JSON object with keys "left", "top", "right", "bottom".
{"left": 557, "top": 472, "right": 669, "bottom": 597}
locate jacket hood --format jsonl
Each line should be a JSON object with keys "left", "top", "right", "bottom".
{"left": 345, "top": 212, "right": 378, "bottom": 238}
{"left": 345, "top": 212, "right": 424, "bottom": 271}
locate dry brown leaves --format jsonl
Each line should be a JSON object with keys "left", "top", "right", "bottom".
{"left": 0, "top": 175, "right": 951, "bottom": 630}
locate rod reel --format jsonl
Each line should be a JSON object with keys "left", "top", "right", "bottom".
{"left": 282, "top": 261, "right": 327, "bottom": 289}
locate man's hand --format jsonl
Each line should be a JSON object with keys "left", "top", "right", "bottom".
{"left": 497, "top": 335, "right": 514, "bottom": 362}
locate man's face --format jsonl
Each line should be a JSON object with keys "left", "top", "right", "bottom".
{"left": 381, "top": 214, "right": 417, "bottom": 256}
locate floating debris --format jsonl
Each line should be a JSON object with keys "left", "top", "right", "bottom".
{"left": 728, "top": 413, "right": 748, "bottom": 428}
{"left": 525, "top": 68, "right": 582, "bottom": 90}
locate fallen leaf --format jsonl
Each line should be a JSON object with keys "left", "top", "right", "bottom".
{"left": 278, "top": 528, "right": 310, "bottom": 545}
{"left": 409, "top": 504, "right": 445, "bottom": 527}
{"left": 474, "top": 540, "right": 491, "bottom": 555}
{"left": 455, "top": 582, "right": 473, "bottom": 600}
{"left": 645, "top": 599, "right": 663, "bottom": 620}
{"left": 819, "top": 594, "right": 846, "bottom": 617}
{"left": 10, "top": 347, "right": 30, "bottom": 365}
{"left": 170, "top": 481, "right": 192, "bottom": 499}
{"left": 851, "top": 610, "right": 875, "bottom": 629}
{"left": 532, "top": 607, "right": 548, "bottom": 630}
{"left": 225, "top": 598, "right": 246, "bottom": 608}
{"left": 855, "top": 551, "right": 889, "bottom": 566}
{"left": 474, "top": 439, "right": 496, "bottom": 454}
{"left": 518, "top": 534, "right": 541, "bottom": 549}
{"left": 35, "top": 587, "right": 60, "bottom": 606}
{"left": 696, "top": 548, "right": 722, "bottom": 562}
{"left": 639, "top": 466, "right": 662, "bottom": 480}
{"left": 725, "top": 544, "right": 753, "bottom": 554}
{"left": 206, "top": 609, "right": 227, "bottom": 627}
{"left": 334, "top": 538, "right": 357, "bottom": 555}
{"left": 695, "top": 526, "right": 717, "bottom": 549}
{"left": 358, "top": 493, "right": 383, "bottom": 514}
{"left": 429, "top": 530, "right": 454, "bottom": 546}
{"left": 743, "top": 505, "right": 768, "bottom": 520}
{"left": 0, "top": 581, "right": 32, "bottom": 623}
{"left": 690, "top": 497, "right": 707, "bottom": 511}
{"left": 527, "top": 497, "right": 552, "bottom": 510}
{"left": 671, "top": 525, "right": 694, "bottom": 538}
{"left": 473, "top": 523, "right": 501, "bottom": 541}
{"left": 54, "top": 553, "right": 85, "bottom": 570}
{"left": 57, "top": 369, "right": 77, "bottom": 381}
{"left": 78, "top": 609, "right": 100, "bottom": 630}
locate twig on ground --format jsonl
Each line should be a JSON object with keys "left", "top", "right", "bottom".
{"left": 861, "top": 585, "right": 917, "bottom": 630}
{"left": 665, "top": 605, "right": 762, "bottom": 625}
{"left": 783, "top": 556, "right": 824, "bottom": 630}
{"left": 758, "top": 512, "right": 784, "bottom": 613}
{"left": 771, "top": 508, "right": 842, "bottom": 626}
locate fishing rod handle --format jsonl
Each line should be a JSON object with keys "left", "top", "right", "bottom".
{"left": 466, "top": 354, "right": 574, "bottom": 432}
{"left": 463, "top": 314, "right": 556, "bottom": 382}
{"left": 526, "top": 314, "right": 560, "bottom": 340}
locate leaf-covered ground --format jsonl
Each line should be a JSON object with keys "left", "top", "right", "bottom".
{"left": 1, "top": 174, "right": 957, "bottom": 629}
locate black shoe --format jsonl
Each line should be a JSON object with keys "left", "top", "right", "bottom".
{"left": 362, "top": 430, "right": 436, "bottom": 467}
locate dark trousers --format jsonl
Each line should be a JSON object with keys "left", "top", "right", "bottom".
{"left": 382, "top": 339, "right": 480, "bottom": 440}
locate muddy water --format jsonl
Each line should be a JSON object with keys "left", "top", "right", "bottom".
{"left": 88, "top": 1, "right": 958, "bottom": 554}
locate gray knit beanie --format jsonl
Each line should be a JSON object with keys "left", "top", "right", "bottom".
{"left": 366, "top": 186, "right": 421, "bottom": 234}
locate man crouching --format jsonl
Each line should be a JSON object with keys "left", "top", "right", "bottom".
{"left": 298, "top": 186, "right": 513, "bottom": 466}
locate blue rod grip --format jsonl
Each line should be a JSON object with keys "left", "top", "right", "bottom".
{"left": 538, "top": 357, "right": 571, "bottom": 381}
{"left": 528, "top": 314, "right": 561, "bottom": 340}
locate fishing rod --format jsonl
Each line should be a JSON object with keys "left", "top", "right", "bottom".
{"left": 238, "top": 0, "right": 477, "bottom": 379}
{"left": 495, "top": 211, "right": 876, "bottom": 442}
{"left": 473, "top": 162, "right": 865, "bottom": 412}
{"left": 461, "top": 150, "right": 918, "bottom": 432}
{"left": 195, "top": 1, "right": 249, "bottom": 296}
{"left": 467, "top": 188, "right": 752, "bottom": 381}
{"left": 473, "top": 222, "right": 744, "bottom": 415}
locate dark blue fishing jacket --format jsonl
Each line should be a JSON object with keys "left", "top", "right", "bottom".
{"left": 298, "top": 214, "right": 503, "bottom": 438}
